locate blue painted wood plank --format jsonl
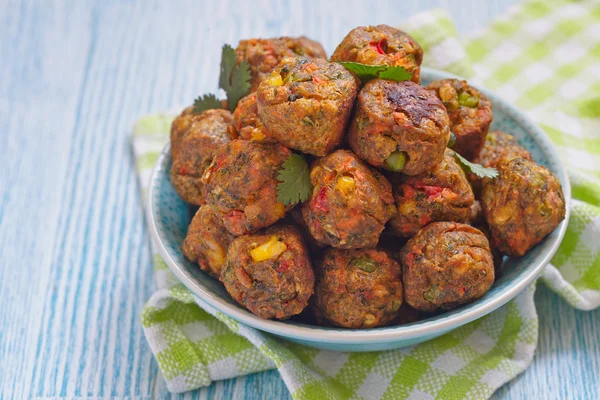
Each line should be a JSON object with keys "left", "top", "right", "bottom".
{"left": 0, "top": 0, "right": 598, "bottom": 399}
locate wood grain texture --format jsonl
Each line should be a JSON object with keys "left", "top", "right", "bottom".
{"left": 0, "top": 0, "right": 598, "bottom": 399}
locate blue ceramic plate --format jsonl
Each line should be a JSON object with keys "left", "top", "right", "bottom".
{"left": 147, "top": 68, "right": 571, "bottom": 352}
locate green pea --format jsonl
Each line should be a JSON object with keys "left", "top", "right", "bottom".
{"left": 458, "top": 91, "right": 479, "bottom": 108}
{"left": 448, "top": 132, "right": 456, "bottom": 148}
{"left": 350, "top": 256, "right": 378, "bottom": 273}
{"left": 385, "top": 151, "right": 407, "bottom": 172}
{"left": 423, "top": 285, "right": 440, "bottom": 302}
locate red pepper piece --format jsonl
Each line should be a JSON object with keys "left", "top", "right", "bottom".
{"left": 311, "top": 187, "right": 329, "bottom": 213}
{"left": 369, "top": 40, "right": 386, "bottom": 55}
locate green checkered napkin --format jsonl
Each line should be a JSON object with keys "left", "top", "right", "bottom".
{"left": 134, "top": 0, "right": 600, "bottom": 397}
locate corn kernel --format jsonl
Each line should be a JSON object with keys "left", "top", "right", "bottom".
{"left": 251, "top": 128, "right": 265, "bottom": 141}
{"left": 266, "top": 72, "right": 283, "bottom": 86}
{"left": 336, "top": 175, "right": 356, "bottom": 195}
{"left": 250, "top": 236, "right": 287, "bottom": 262}
{"left": 274, "top": 202, "right": 286, "bottom": 218}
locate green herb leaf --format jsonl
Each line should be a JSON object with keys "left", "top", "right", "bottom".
{"left": 192, "top": 93, "right": 223, "bottom": 114}
{"left": 454, "top": 151, "right": 499, "bottom": 179}
{"left": 277, "top": 154, "right": 312, "bottom": 205}
{"left": 219, "top": 44, "right": 251, "bottom": 112}
{"left": 339, "top": 61, "right": 411, "bottom": 84}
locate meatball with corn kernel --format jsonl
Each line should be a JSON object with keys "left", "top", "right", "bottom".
{"left": 170, "top": 108, "right": 235, "bottom": 205}
{"left": 313, "top": 248, "right": 403, "bottom": 328}
{"left": 257, "top": 57, "right": 358, "bottom": 156}
{"left": 235, "top": 36, "right": 327, "bottom": 91}
{"left": 481, "top": 157, "right": 566, "bottom": 257}
{"left": 221, "top": 225, "right": 314, "bottom": 320}
{"left": 302, "top": 150, "right": 396, "bottom": 249}
{"left": 202, "top": 140, "right": 292, "bottom": 236}
{"left": 400, "top": 222, "right": 495, "bottom": 312}
{"left": 331, "top": 24, "right": 423, "bottom": 83}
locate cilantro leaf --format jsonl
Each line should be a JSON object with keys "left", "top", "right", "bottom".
{"left": 339, "top": 62, "right": 411, "bottom": 84}
{"left": 219, "top": 44, "right": 237, "bottom": 90}
{"left": 219, "top": 44, "right": 251, "bottom": 112}
{"left": 193, "top": 93, "right": 223, "bottom": 114}
{"left": 454, "top": 151, "right": 499, "bottom": 179}
{"left": 277, "top": 154, "right": 312, "bottom": 205}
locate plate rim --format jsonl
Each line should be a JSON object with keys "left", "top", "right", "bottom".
{"left": 147, "top": 67, "right": 571, "bottom": 345}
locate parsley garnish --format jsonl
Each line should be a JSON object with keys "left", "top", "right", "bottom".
{"left": 277, "top": 154, "right": 312, "bottom": 205}
{"left": 339, "top": 62, "right": 411, "bottom": 84}
{"left": 191, "top": 44, "right": 251, "bottom": 114}
{"left": 219, "top": 44, "right": 251, "bottom": 112}
{"left": 193, "top": 94, "right": 222, "bottom": 114}
{"left": 453, "top": 151, "right": 498, "bottom": 179}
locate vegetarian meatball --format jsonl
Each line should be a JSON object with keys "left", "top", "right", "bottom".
{"left": 475, "top": 131, "right": 532, "bottom": 168}
{"left": 331, "top": 24, "right": 423, "bottom": 83}
{"left": 389, "top": 149, "right": 474, "bottom": 238}
{"left": 302, "top": 150, "right": 396, "bottom": 249}
{"left": 257, "top": 57, "right": 358, "bottom": 156}
{"left": 232, "top": 92, "right": 274, "bottom": 142}
{"left": 182, "top": 205, "right": 234, "bottom": 279}
{"left": 221, "top": 225, "right": 314, "bottom": 320}
{"left": 313, "top": 248, "right": 403, "bottom": 328}
{"left": 202, "top": 140, "right": 292, "bottom": 235}
{"left": 470, "top": 131, "right": 533, "bottom": 196}
{"left": 348, "top": 79, "right": 450, "bottom": 175}
{"left": 170, "top": 108, "right": 235, "bottom": 205}
{"left": 235, "top": 36, "right": 327, "bottom": 91}
{"left": 481, "top": 157, "right": 566, "bottom": 257}
{"left": 400, "top": 222, "right": 495, "bottom": 312}
{"left": 427, "top": 79, "right": 493, "bottom": 161}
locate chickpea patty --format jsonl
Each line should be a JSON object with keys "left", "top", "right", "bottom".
{"left": 400, "top": 222, "right": 495, "bottom": 312}
{"left": 331, "top": 24, "right": 423, "bottom": 83}
{"left": 235, "top": 36, "right": 327, "bottom": 91}
{"left": 202, "top": 140, "right": 292, "bottom": 235}
{"left": 481, "top": 157, "right": 566, "bottom": 257}
{"left": 348, "top": 79, "right": 450, "bottom": 175}
{"left": 389, "top": 149, "right": 474, "bottom": 238}
{"left": 428, "top": 79, "right": 493, "bottom": 161}
{"left": 170, "top": 108, "right": 235, "bottom": 205}
{"left": 302, "top": 150, "right": 396, "bottom": 249}
{"left": 313, "top": 248, "right": 403, "bottom": 328}
{"left": 182, "top": 205, "right": 234, "bottom": 279}
{"left": 257, "top": 57, "right": 358, "bottom": 156}
{"left": 221, "top": 225, "right": 315, "bottom": 320}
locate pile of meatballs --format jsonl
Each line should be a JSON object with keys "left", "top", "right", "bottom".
{"left": 170, "top": 25, "right": 566, "bottom": 328}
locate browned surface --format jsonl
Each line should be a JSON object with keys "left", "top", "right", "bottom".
{"left": 348, "top": 79, "right": 450, "bottom": 175}
{"left": 470, "top": 131, "right": 532, "bottom": 195}
{"left": 235, "top": 36, "right": 327, "bottom": 91}
{"left": 170, "top": 108, "right": 235, "bottom": 205}
{"left": 231, "top": 92, "right": 274, "bottom": 142}
{"left": 481, "top": 157, "right": 566, "bottom": 257}
{"left": 331, "top": 24, "right": 423, "bottom": 83}
{"left": 302, "top": 150, "right": 396, "bottom": 248}
{"left": 313, "top": 248, "right": 403, "bottom": 328}
{"left": 221, "top": 225, "right": 315, "bottom": 320}
{"left": 201, "top": 140, "right": 292, "bottom": 235}
{"left": 427, "top": 79, "right": 493, "bottom": 161}
{"left": 257, "top": 57, "right": 358, "bottom": 156}
{"left": 182, "top": 205, "right": 234, "bottom": 279}
{"left": 388, "top": 148, "right": 474, "bottom": 238}
{"left": 400, "top": 222, "right": 495, "bottom": 312}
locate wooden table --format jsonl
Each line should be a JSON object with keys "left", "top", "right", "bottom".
{"left": 1, "top": 0, "right": 598, "bottom": 398}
